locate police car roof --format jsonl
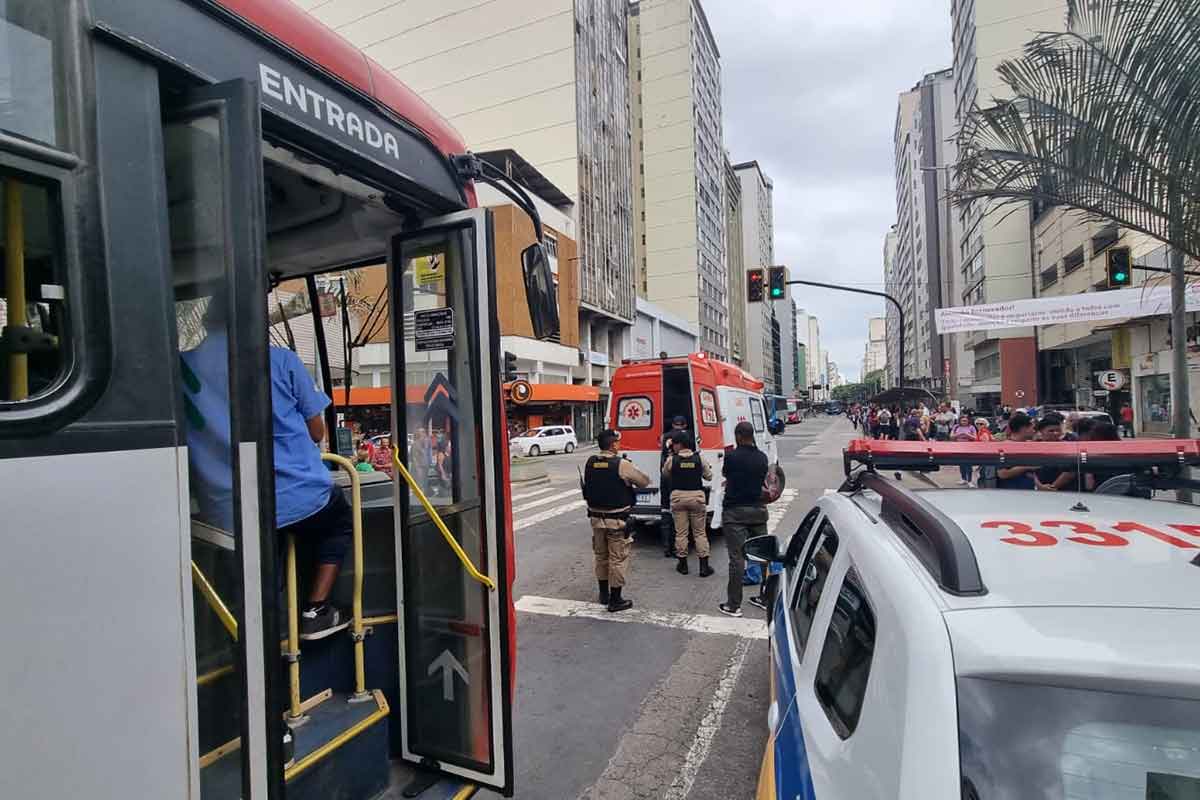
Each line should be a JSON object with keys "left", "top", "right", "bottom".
{"left": 855, "top": 487, "right": 1200, "bottom": 611}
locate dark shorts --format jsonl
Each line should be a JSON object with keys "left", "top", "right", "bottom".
{"left": 278, "top": 489, "right": 353, "bottom": 565}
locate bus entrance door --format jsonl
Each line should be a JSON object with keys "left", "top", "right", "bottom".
{"left": 389, "top": 210, "right": 515, "bottom": 796}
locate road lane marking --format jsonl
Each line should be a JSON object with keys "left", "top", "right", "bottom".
{"left": 515, "top": 595, "right": 767, "bottom": 639}
{"left": 513, "top": 500, "right": 587, "bottom": 531}
{"left": 509, "top": 486, "right": 557, "bottom": 503}
{"left": 512, "top": 488, "right": 579, "bottom": 513}
{"left": 663, "top": 636, "right": 752, "bottom": 800}
{"left": 767, "top": 488, "right": 798, "bottom": 536}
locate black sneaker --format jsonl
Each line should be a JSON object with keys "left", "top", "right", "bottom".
{"left": 748, "top": 596, "right": 768, "bottom": 611}
{"left": 718, "top": 602, "right": 743, "bottom": 618}
{"left": 300, "top": 605, "right": 348, "bottom": 640}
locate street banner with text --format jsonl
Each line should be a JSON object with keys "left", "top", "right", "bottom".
{"left": 934, "top": 284, "right": 1200, "bottom": 334}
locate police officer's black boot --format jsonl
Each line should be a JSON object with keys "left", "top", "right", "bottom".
{"left": 607, "top": 586, "right": 632, "bottom": 612}
{"left": 698, "top": 557, "right": 714, "bottom": 577}
{"left": 676, "top": 556, "right": 689, "bottom": 575}
{"left": 598, "top": 580, "right": 610, "bottom": 605}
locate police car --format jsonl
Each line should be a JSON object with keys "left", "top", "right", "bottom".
{"left": 747, "top": 439, "right": 1200, "bottom": 799}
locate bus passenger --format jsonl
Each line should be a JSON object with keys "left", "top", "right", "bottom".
{"left": 183, "top": 297, "right": 350, "bottom": 640}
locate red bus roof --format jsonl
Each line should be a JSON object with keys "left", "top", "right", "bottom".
{"left": 212, "top": 0, "right": 467, "bottom": 158}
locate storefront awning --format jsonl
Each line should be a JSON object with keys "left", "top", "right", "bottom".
{"left": 335, "top": 386, "right": 427, "bottom": 406}
{"left": 502, "top": 383, "right": 600, "bottom": 403}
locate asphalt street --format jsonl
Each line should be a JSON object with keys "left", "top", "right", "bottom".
{"left": 481, "top": 414, "right": 853, "bottom": 800}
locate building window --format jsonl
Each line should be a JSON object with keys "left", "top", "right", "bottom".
{"left": 1091, "top": 224, "right": 1119, "bottom": 255}
{"left": 1063, "top": 245, "right": 1086, "bottom": 274}
{"left": 1040, "top": 266, "right": 1058, "bottom": 290}
{"left": 0, "top": 170, "right": 69, "bottom": 405}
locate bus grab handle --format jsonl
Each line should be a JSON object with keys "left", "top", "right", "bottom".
{"left": 392, "top": 451, "right": 496, "bottom": 591}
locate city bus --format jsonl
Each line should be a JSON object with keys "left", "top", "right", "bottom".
{"left": 0, "top": 1, "right": 557, "bottom": 798}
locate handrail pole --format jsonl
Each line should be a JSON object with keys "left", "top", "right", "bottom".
{"left": 5, "top": 177, "right": 28, "bottom": 400}
{"left": 320, "top": 453, "right": 369, "bottom": 700}
{"left": 191, "top": 561, "right": 238, "bottom": 640}
{"left": 392, "top": 451, "right": 495, "bottom": 591}
{"left": 285, "top": 534, "right": 305, "bottom": 723}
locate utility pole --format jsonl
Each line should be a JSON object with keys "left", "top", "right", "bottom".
{"left": 1169, "top": 246, "right": 1193, "bottom": 504}
{"left": 788, "top": 279, "right": 905, "bottom": 391}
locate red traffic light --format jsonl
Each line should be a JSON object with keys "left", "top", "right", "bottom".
{"left": 747, "top": 268, "right": 765, "bottom": 303}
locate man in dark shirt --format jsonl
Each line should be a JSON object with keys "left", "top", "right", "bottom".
{"left": 996, "top": 412, "right": 1039, "bottom": 489}
{"left": 719, "top": 422, "right": 769, "bottom": 618}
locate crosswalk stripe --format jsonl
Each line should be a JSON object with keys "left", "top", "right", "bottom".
{"left": 514, "top": 500, "right": 587, "bottom": 531}
{"left": 509, "top": 485, "right": 557, "bottom": 503}
{"left": 512, "top": 488, "right": 580, "bottom": 514}
{"left": 515, "top": 595, "right": 767, "bottom": 639}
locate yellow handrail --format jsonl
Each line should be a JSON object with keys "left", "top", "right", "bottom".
{"left": 392, "top": 451, "right": 495, "bottom": 591}
{"left": 284, "top": 534, "right": 304, "bottom": 722}
{"left": 5, "top": 177, "right": 28, "bottom": 400}
{"left": 320, "top": 453, "right": 369, "bottom": 700}
{"left": 191, "top": 561, "right": 238, "bottom": 641}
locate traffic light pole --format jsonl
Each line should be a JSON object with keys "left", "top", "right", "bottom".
{"left": 787, "top": 279, "right": 906, "bottom": 392}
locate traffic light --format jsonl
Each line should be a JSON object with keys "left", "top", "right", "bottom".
{"left": 1107, "top": 246, "right": 1132, "bottom": 288}
{"left": 747, "top": 268, "right": 764, "bottom": 303}
{"left": 503, "top": 351, "right": 518, "bottom": 382}
{"left": 767, "top": 266, "right": 786, "bottom": 299}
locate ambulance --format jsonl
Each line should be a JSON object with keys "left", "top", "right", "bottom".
{"left": 606, "top": 353, "right": 778, "bottom": 529}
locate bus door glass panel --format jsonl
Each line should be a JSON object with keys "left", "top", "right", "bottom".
{"left": 391, "top": 209, "right": 512, "bottom": 793}
{"left": 165, "top": 80, "right": 275, "bottom": 799}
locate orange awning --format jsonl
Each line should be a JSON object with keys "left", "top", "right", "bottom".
{"left": 338, "top": 383, "right": 600, "bottom": 407}
{"left": 503, "top": 383, "right": 600, "bottom": 403}
{"left": 335, "top": 386, "right": 426, "bottom": 406}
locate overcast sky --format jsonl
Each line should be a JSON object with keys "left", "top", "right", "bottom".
{"left": 705, "top": 0, "right": 953, "bottom": 383}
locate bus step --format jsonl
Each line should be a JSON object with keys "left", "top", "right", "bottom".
{"left": 200, "top": 690, "right": 390, "bottom": 800}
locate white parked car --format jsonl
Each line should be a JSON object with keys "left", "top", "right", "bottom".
{"left": 509, "top": 425, "right": 577, "bottom": 457}
{"left": 749, "top": 439, "right": 1200, "bottom": 800}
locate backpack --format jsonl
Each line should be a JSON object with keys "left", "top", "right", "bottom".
{"left": 760, "top": 462, "right": 786, "bottom": 504}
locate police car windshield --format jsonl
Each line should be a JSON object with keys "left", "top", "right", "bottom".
{"left": 958, "top": 677, "right": 1200, "bottom": 799}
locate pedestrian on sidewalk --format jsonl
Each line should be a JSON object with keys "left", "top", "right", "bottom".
{"left": 718, "top": 422, "right": 769, "bottom": 618}
{"left": 951, "top": 413, "right": 977, "bottom": 485}
{"left": 582, "top": 429, "right": 650, "bottom": 612}
{"left": 662, "top": 431, "right": 714, "bottom": 577}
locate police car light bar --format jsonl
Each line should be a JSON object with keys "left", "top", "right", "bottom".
{"left": 843, "top": 439, "right": 1200, "bottom": 477}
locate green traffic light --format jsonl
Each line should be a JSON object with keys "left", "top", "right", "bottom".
{"left": 1114, "top": 271, "right": 1128, "bottom": 282}
{"left": 771, "top": 288, "right": 783, "bottom": 298}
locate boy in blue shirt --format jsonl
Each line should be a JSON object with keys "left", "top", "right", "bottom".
{"left": 183, "top": 299, "right": 351, "bottom": 639}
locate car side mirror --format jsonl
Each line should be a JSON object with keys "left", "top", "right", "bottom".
{"left": 744, "top": 534, "right": 780, "bottom": 564}
{"left": 522, "top": 242, "right": 560, "bottom": 341}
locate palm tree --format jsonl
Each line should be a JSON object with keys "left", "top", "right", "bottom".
{"left": 954, "top": 0, "right": 1198, "bottom": 442}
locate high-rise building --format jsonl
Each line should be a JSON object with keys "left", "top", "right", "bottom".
{"left": 892, "top": 69, "right": 956, "bottom": 392}
{"left": 772, "top": 267, "right": 798, "bottom": 396}
{"left": 298, "top": 0, "right": 636, "bottom": 388}
{"left": 791, "top": 298, "right": 802, "bottom": 393}
{"left": 863, "top": 317, "right": 887, "bottom": 380}
{"left": 724, "top": 154, "right": 746, "bottom": 366}
{"left": 952, "top": 0, "right": 1066, "bottom": 409}
{"left": 629, "top": 0, "right": 728, "bottom": 359}
{"left": 883, "top": 227, "right": 900, "bottom": 388}
{"left": 806, "top": 315, "right": 823, "bottom": 400}
{"left": 735, "top": 161, "right": 775, "bottom": 385}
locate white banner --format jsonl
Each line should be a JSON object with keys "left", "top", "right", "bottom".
{"left": 934, "top": 284, "right": 1200, "bottom": 334}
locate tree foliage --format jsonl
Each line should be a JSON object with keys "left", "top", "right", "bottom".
{"left": 954, "top": 0, "right": 1200, "bottom": 259}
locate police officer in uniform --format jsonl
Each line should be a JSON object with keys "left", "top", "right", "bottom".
{"left": 662, "top": 431, "right": 714, "bottom": 577}
{"left": 659, "top": 415, "right": 690, "bottom": 557}
{"left": 583, "top": 429, "right": 651, "bottom": 612}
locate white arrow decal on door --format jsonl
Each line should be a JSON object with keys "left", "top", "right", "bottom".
{"left": 428, "top": 650, "right": 469, "bottom": 701}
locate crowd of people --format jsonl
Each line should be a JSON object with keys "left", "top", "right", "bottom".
{"left": 844, "top": 399, "right": 1138, "bottom": 492}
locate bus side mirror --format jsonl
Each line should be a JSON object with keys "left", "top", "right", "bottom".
{"left": 522, "top": 242, "right": 560, "bottom": 342}
{"left": 744, "top": 534, "right": 780, "bottom": 564}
